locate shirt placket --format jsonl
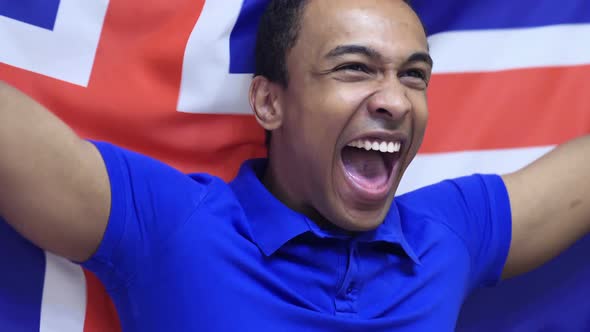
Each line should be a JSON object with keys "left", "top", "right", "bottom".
{"left": 334, "top": 241, "right": 360, "bottom": 316}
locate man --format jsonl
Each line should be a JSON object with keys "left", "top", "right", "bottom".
{"left": 0, "top": 0, "right": 588, "bottom": 331}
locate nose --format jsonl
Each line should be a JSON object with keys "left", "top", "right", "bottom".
{"left": 367, "top": 79, "right": 411, "bottom": 121}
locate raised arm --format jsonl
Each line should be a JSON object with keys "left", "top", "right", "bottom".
{"left": 0, "top": 82, "right": 110, "bottom": 262}
{"left": 502, "top": 135, "right": 590, "bottom": 279}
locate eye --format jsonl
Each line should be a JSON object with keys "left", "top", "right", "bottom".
{"left": 399, "top": 68, "right": 429, "bottom": 88}
{"left": 402, "top": 68, "right": 427, "bottom": 80}
{"left": 334, "top": 63, "right": 372, "bottom": 74}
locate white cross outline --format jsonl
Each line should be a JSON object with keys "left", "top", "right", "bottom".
{"left": 39, "top": 253, "right": 86, "bottom": 332}
{"left": 177, "top": 0, "right": 253, "bottom": 115}
{"left": 0, "top": 0, "right": 110, "bottom": 87}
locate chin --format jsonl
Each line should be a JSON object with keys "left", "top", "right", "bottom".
{"left": 336, "top": 204, "right": 391, "bottom": 232}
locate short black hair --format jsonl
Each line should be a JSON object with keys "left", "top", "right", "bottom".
{"left": 254, "top": 0, "right": 415, "bottom": 148}
{"left": 254, "top": 0, "right": 309, "bottom": 87}
{"left": 254, "top": 0, "right": 310, "bottom": 148}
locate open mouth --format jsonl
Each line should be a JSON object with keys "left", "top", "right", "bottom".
{"left": 340, "top": 138, "right": 402, "bottom": 201}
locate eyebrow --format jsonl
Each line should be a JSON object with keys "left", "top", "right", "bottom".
{"left": 407, "top": 52, "right": 434, "bottom": 68}
{"left": 325, "top": 44, "right": 434, "bottom": 68}
{"left": 325, "top": 45, "right": 383, "bottom": 60}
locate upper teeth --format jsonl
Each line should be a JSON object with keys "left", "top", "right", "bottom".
{"left": 347, "top": 140, "right": 401, "bottom": 153}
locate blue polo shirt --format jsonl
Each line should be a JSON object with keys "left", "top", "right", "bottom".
{"left": 83, "top": 141, "right": 512, "bottom": 332}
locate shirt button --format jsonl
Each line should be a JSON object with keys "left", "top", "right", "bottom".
{"left": 346, "top": 284, "right": 356, "bottom": 294}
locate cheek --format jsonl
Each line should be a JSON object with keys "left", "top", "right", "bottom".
{"left": 282, "top": 99, "right": 339, "bottom": 172}
{"left": 303, "top": 92, "right": 357, "bottom": 142}
{"left": 289, "top": 80, "right": 369, "bottom": 164}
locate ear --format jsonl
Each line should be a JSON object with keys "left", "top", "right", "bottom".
{"left": 249, "top": 76, "right": 283, "bottom": 131}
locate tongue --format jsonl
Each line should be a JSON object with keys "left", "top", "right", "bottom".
{"left": 341, "top": 147, "right": 388, "bottom": 189}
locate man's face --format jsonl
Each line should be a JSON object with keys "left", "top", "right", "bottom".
{"left": 264, "top": 0, "right": 431, "bottom": 231}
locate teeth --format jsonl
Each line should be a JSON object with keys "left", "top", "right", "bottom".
{"left": 387, "top": 142, "right": 394, "bottom": 153}
{"left": 347, "top": 139, "right": 402, "bottom": 154}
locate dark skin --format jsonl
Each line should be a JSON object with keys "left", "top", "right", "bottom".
{"left": 0, "top": 0, "right": 588, "bottom": 281}
{"left": 250, "top": 0, "right": 432, "bottom": 231}
{"left": 250, "top": 0, "right": 590, "bottom": 279}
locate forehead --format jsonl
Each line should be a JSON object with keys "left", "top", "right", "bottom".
{"left": 297, "top": 0, "right": 428, "bottom": 61}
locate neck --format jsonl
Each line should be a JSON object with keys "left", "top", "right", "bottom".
{"left": 262, "top": 153, "right": 338, "bottom": 231}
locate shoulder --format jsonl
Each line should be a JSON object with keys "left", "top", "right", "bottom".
{"left": 90, "top": 139, "right": 240, "bottom": 241}
{"left": 394, "top": 174, "right": 511, "bottom": 252}
{"left": 394, "top": 175, "right": 512, "bottom": 289}
{"left": 396, "top": 174, "right": 508, "bottom": 221}
{"left": 93, "top": 140, "right": 230, "bottom": 203}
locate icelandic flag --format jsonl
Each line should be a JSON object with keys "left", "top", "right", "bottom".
{"left": 0, "top": 0, "right": 589, "bottom": 330}
{"left": 408, "top": 1, "right": 590, "bottom": 330}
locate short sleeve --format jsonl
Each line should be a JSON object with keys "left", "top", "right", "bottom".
{"left": 414, "top": 174, "right": 512, "bottom": 289}
{"left": 81, "top": 141, "right": 213, "bottom": 291}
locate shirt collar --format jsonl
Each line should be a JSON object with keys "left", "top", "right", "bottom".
{"left": 230, "top": 159, "right": 421, "bottom": 265}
